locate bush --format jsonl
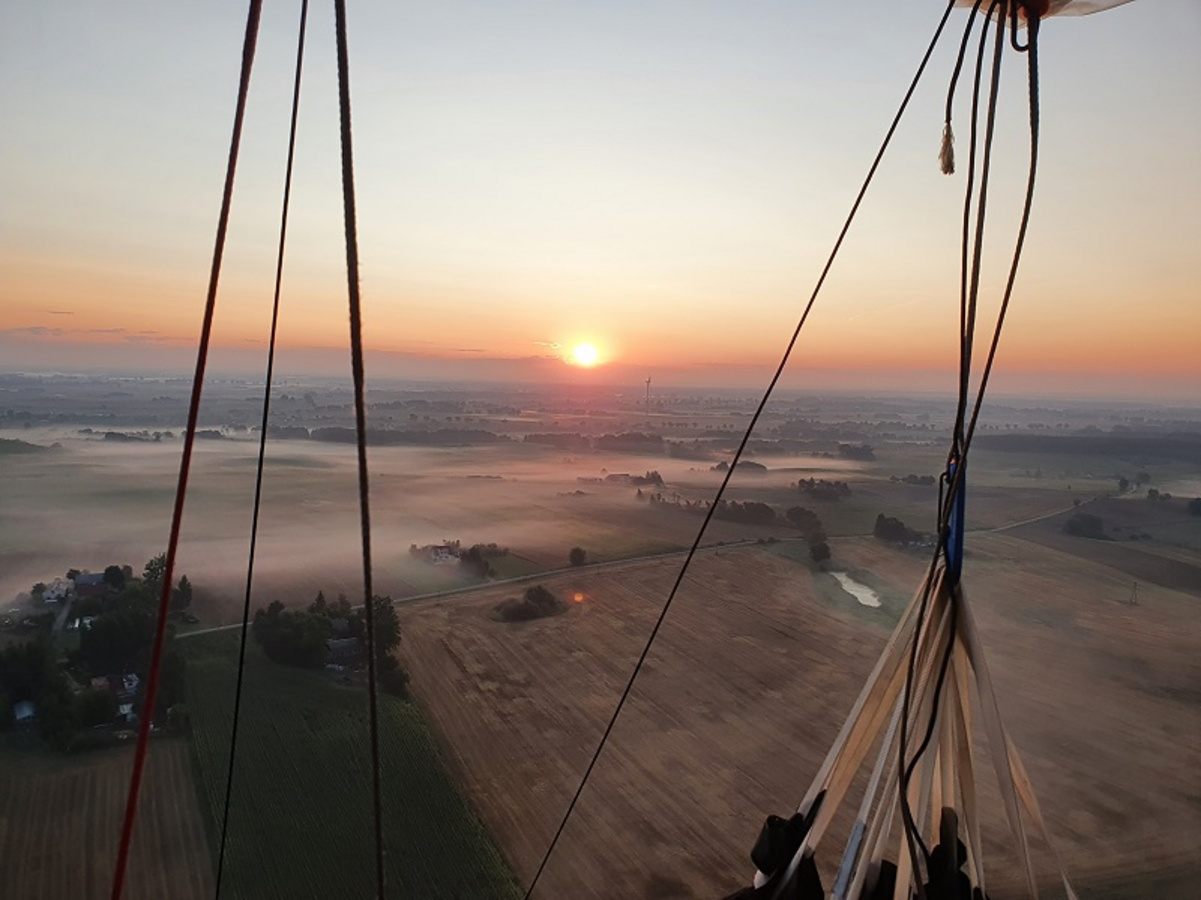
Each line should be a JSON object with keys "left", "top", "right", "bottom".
{"left": 377, "top": 656, "right": 409, "bottom": 698}
{"left": 569, "top": 547, "right": 587, "bottom": 567}
{"left": 77, "top": 688, "right": 118, "bottom": 727}
{"left": 494, "top": 585, "right": 565, "bottom": 623}
{"left": 252, "top": 601, "right": 332, "bottom": 668}
{"left": 1063, "top": 512, "right": 1106, "bottom": 539}
{"left": 873, "top": 514, "right": 921, "bottom": 544}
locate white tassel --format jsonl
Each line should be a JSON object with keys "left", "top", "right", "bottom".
{"left": 939, "top": 122, "right": 955, "bottom": 175}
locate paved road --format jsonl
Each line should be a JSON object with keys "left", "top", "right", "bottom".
{"left": 976, "top": 495, "right": 1096, "bottom": 534}
{"left": 177, "top": 539, "right": 762, "bottom": 639}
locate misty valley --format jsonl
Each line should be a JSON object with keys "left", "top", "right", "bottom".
{"left": 2, "top": 372, "right": 1200, "bottom": 899}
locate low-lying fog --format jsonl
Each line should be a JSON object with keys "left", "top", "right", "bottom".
{"left": 2, "top": 427, "right": 864, "bottom": 620}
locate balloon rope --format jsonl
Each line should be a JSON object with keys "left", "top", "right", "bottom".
{"left": 109, "top": 3, "right": 263, "bottom": 898}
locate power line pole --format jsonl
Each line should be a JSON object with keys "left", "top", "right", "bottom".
{"left": 645, "top": 376, "right": 651, "bottom": 419}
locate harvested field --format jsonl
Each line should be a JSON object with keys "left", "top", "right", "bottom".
{"left": 0, "top": 740, "right": 212, "bottom": 900}
{"left": 398, "top": 541, "right": 1201, "bottom": 899}
{"left": 1005, "top": 498, "right": 1201, "bottom": 594}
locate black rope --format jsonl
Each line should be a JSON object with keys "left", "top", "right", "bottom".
{"left": 898, "top": 3, "right": 1000, "bottom": 878}
{"left": 333, "top": 1, "right": 386, "bottom": 896}
{"left": 520, "top": 3, "right": 961, "bottom": 896}
{"left": 110, "top": 4, "right": 263, "bottom": 898}
{"left": 906, "top": 4, "right": 1006, "bottom": 883}
{"left": 899, "top": 0, "right": 1043, "bottom": 887}
{"left": 214, "top": 2, "right": 308, "bottom": 895}
{"left": 966, "top": 8, "right": 1039, "bottom": 449}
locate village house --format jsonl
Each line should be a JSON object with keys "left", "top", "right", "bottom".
{"left": 41, "top": 579, "right": 70, "bottom": 604}
{"left": 72, "top": 572, "right": 109, "bottom": 601}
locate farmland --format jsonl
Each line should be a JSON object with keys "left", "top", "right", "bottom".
{"left": 0, "top": 740, "right": 211, "bottom": 900}
{"left": 4, "top": 375, "right": 1200, "bottom": 898}
{"left": 181, "top": 630, "right": 519, "bottom": 900}
{"left": 397, "top": 539, "right": 1201, "bottom": 899}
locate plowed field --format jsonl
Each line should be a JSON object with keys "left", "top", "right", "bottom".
{"left": 0, "top": 740, "right": 212, "bottom": 900}
{"left": 398, "top": 538, "right": 1201, "bottom": 899}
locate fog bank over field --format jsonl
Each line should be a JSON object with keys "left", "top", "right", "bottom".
{"left": 3, "top": 432, "right": 854, "bottom": 616}
{"left": 4, "top": 373, "right": 1199, "bottom": 625}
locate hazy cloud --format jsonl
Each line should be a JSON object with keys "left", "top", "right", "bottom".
{"left": 1, "top": 326, "right": 165, "bottom": 343}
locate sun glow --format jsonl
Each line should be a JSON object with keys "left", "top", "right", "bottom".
{"left": 570, "top": 343, "right": 600, "bottom": 367}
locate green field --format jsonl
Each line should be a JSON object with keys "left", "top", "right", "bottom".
{"left": 182, "top": 631, "right": 521, "bottom": 899}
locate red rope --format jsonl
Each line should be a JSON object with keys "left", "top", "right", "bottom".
{"left": 109, "top": 3, "right": 263, "bottom": 897}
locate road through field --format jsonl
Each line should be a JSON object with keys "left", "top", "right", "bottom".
{"left": 177, "top": 539, "right": 761, "bottom": 638}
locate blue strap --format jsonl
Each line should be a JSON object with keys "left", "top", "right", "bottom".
{"left": 947, "top": 459, "right": 966, "bottom": 585}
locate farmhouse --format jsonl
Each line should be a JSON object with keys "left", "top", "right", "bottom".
{"left": 42, "top": 580, "right": 70, "bottom": 604}
{"left": 430, "top": 545, "right": 457, "bottom": 564}
{"left": 72, "top": 572, "right": 109, "bottom": 600}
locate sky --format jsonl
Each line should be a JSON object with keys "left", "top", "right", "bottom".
{"left": 1, "top": 1, "right": 1198, "bottom": 397}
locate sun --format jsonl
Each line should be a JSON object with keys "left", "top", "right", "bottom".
{"left": 571, "top": 343, "right": 600, "bottom": 367}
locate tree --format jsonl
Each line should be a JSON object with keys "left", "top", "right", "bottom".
{"left": 103, "top": 565, "right": 126, "bottom": 591}
{"left": 494, "top": 585, "right": 564, "bottom": 622}
{"left": 569, "top": 547, "right": 587, "bottom": 567}
{"left": 66, "top": 568, "right": 80, "bottom": 582}
{"left": 810, "top": 541, "right": 831, "bottom": 565}
{"left": 873, "top": 514, "right": 920, "bottom": 544}
{"left": 786, "top": 506, "right": 824, "bottom": 542}
{"left": 252, "top": 602, "right": 332, "bottom": 669}
{"left": 77, "top": 688, "right": 117, "bottom": 727}
{"left": 1064, "top": 512, "right": 1106, "bottom": 540}
{"left": 458, "top": 546, "right": 492, "bottom": 580}
{"left": 1146, "top": 488, "right": 1160, "bottom": 501}
{"left": 1117, "top": 477, "right": 1130, "bottom": 493}
{"left": 366, "top": 597, "right": 401, "bottom": 660}
{"left": 78, "top": 608, "right": 153, "bottom": 673}
{"left": 309, "top": 590, "right": 327, "bottom": 615}
{"left": 143, "top": 553, "right": 167, "bottom": 598}
{"left": 171, "top": 575, "right": 193, "bottom": 612}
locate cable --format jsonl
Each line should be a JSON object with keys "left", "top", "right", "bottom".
{"left": 898, "top": 3, "right": 1000, "bottom": 882}
{"left": 899, "top": 1, "right": 1043, "bottom": 888}
{"left": 109, "top": 3, "right": 264, "bottom": 899}
{"left": 965, "top": 8, "right": 1039, "bottom": 449}
{"left": 520, "top": 3, "right": 962, "bottom": 896}
{"left": 213, "top": 2, "right": 308, "bottom": 895}
{"left": 333, "top": 1, "right": 387, "bottom": 896}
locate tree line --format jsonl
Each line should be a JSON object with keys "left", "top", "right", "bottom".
{"left": 252, "top": 591, "right": 407, "bottom": 696}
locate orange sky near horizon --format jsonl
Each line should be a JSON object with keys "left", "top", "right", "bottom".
{"left": 1, "top": 1, "right": 1198, "bottom": 396}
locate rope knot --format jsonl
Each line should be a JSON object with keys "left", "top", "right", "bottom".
{"left": 940, "top": 122, "right": 956, "bottom": 175}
